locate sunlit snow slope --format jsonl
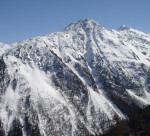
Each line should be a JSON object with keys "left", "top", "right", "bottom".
{"left": 0, "top": 19, "right": 150, "bottom": 136}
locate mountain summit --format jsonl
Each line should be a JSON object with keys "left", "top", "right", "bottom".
{"left": 0, "top": 19, "right": 150, "bottom": 136}
{"left": 118, "top": 25, "right": 131, "bottom": 31}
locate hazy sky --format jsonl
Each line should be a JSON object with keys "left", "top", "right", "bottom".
{"left": 0, "top": 0, "right": 150, "bottom": 43}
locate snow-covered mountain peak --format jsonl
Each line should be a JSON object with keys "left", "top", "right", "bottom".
{"left": 65, "top": 18, "right": 103, "bottom": 31}
{"left": 1, "top": 19, "right": 150, "bottom": 136}
{"left": 0, "top": 41, "right": 5, "bottom": 46}
{"left": 0, "top": 41, "right": 11, "bottom": 55}
{"left": 118, "top": 25, "right": 131, "bottom": 31}
{"left": 0, "top": 41, "right": 3, "bottom": 45}
{"left": 118, "top": 25, "right": 149, "bottom": 37}
{"left": 79, "top": 18, "right": 100, "bottom": 25}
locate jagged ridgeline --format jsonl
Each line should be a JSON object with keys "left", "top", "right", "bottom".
{"left": 0, "top": 19, "right": 150, "bottom": 136}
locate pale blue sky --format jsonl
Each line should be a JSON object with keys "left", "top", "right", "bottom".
{"left": 0, "top": 0, "right": 149, "bottom": 43}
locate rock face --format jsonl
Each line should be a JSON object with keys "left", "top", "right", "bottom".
{"left": 0, "top": 19, "right": 150, "bottom": 136}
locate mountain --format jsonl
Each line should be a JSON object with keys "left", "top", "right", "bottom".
{"left": 0, "top": 19, "right": 150, "bottom": 136}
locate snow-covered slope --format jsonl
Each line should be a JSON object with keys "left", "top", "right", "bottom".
{"left": 0, "top": 42, "right": 11, "bottom": 56}
{"left": 0, "top": 19, "right": 150, "bottom": 136}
